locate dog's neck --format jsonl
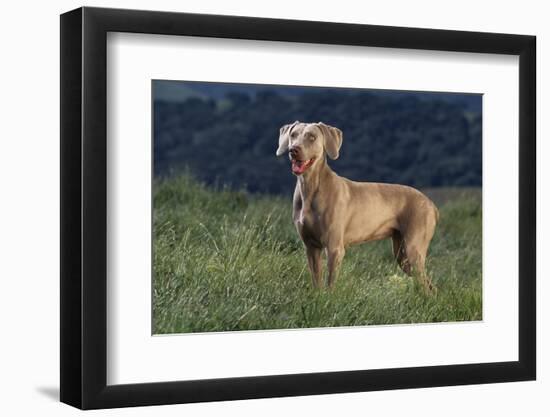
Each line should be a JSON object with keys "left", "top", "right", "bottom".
{"left": 296, "top": 157, "right": 331, "bottom": 207}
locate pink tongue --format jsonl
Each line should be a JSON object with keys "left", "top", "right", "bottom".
{"left": 292, "top": 160, "right": 306, "bottom": 174}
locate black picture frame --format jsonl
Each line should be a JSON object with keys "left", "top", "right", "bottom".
{"left": 60, "top": 6, "right": 536, "bottom": 410}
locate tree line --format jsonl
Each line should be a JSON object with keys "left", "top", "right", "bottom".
{"left": 154, "top": 88, "right": 481, "bottom": 195}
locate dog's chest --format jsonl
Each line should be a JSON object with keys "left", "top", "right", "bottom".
{"left": 294, "top": 202, "right": 323, "bottom": 246}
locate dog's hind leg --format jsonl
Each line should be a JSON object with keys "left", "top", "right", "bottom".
{"left": 391, "top": 230, "right": 410, "bottom": 274}
{"left": 403, "top": 227, "right": 437, "bottom": 295}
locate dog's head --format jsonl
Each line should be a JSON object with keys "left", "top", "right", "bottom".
{"left": 276, "top": 121, "right": 343, "bottom": 175}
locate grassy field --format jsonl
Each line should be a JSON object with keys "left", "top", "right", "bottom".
{"left": 153, "top": 174, "right": 482, "bottom": 334}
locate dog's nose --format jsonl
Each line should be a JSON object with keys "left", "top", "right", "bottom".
{"left": 289, "top": 146, "right": 301, "bottom": 156}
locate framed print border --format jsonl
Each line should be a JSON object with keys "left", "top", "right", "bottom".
{"left": 60, "top": 6, "right": 536, "bottom": 410}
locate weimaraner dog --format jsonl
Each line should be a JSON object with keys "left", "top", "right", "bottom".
{"left": 276, "top": 121, "right": 439, "bottom": 293}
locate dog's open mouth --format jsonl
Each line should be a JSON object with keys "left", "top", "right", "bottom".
{"left": 291, "top": 158, "right": 315, "bottom": 175}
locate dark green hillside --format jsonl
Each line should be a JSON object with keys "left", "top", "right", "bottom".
{"left": 153, "top": 86, "right": 481, "bottom": 195}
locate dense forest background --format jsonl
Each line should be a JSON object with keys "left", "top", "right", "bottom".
{"left": 153, "top": 80, "right": 482, "bottom": 195}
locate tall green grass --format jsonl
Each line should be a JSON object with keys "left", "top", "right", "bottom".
{"left": 153, "top": 174, "right": 482, "bottom": 334}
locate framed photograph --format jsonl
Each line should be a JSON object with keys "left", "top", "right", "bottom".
{"left": 60, "top": 6, "right": 536, "bottom": 409}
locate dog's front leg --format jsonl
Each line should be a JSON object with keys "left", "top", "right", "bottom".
{"left": 326, "top": 244, "right": 345, "bottom": 288}
{"left": 306, "top": 245, "right": 323, "bottom": 288}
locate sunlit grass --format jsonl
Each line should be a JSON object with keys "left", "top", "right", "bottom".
{"left": 153, "top": 174, "right": 482, "bottom": 334}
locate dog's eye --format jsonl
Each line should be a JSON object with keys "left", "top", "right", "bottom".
{"left": 309, "top": 134, "right": 316, "bottom": 141}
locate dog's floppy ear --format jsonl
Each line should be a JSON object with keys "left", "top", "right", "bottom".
{"left": 317, "top": 122, "right": 343, "bottom": 160}
{"left": 276, "top": 121, "right": 299, "bottom": 156}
